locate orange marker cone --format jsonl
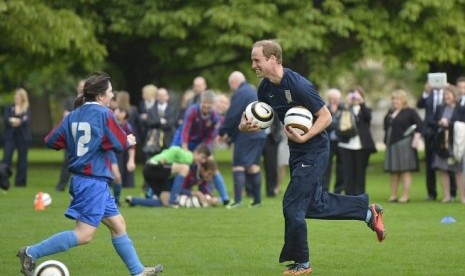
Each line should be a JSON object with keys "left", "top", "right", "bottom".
{"left": 34, "top": 192, "right": 45, "bottom": 211}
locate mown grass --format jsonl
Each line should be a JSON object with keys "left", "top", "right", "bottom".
{"left": 0, "top": 148, "right": 464, "bottom": 275}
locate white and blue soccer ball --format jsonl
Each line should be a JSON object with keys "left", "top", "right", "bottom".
{"left": 284, "top": 106, "right": 313, "bottom": 135}
{"left": 244, "top": 101, "right": 274, "bottom": 129}
{"left": 178, "top": 195, "right": 203, "bottom": 208}
{"left": 34, "top": 260, "right": 70, "bottom": 276}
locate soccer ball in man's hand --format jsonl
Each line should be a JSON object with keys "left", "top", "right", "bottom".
{"left": 244, "top": 101, "right": 274, "bottom": 129}
{"left": 284, "top": 106, "right": 313, "bottom": 135}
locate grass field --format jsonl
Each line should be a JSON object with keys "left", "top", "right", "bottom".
{"left": 0, "top": 148, "right": 464, "bottom": 275}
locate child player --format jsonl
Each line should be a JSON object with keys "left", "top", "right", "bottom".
{"left": 17, "top": 72, "right": 162, "bottom": 276}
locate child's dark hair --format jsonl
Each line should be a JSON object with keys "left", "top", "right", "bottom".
{"left": 201, "top": 159, "right": 217, "bottom": 172}
{"left": 116, "top": 107, "right": 130, "bottom": 120}
{"left": 193, "top": 144, "right": 211, "bottom": 157}
{"left": 74, "top": 71, "right": 111, "bottom": 108}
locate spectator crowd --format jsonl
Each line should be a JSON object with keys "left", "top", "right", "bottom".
{"left": 2, "top": 73, "right": 465, "bottom": 206}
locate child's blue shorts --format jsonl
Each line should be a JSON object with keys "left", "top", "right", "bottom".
{"left": 65, "top": 174, "right": 119, "bottom": 227}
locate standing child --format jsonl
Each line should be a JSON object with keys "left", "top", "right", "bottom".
{"left": 17, "top": 72, "right": 163, "bottom": 276}
{"left": 111, "top": 106, "right": 136, "bottom": 206}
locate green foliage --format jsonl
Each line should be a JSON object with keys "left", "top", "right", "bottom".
{"left": 1, "top": 0, "right": 465, "bottom": 96}
{"left": 0, "top": 0, "right": 106, "bottom": 94}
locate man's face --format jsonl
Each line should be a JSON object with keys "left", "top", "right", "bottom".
{"left": 200, "top": 99, "right": 214, "bottom": 115}
{"left": 456, "top": 81, "right": 465, "bottom": 95}
{"left": 214, "top": 96, "right": 230, "bottom": 115}
{"left": 251, "top": 46, "right": 271, "bottom": 78}
{"left": 157, "top": 89, "right": 169, "bottom": 103}
{"left": 193, "top": 78, "right": 207, "bottom": 94}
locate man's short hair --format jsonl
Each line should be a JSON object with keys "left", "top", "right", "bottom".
{"left": 200, "top": 90, "right": 216, "bottom": 102}
{"left": 253, "top": 39, "right": 282, "bottom": 64}
{"left": 456, "top": 76, "right": 465, "bottom": 84}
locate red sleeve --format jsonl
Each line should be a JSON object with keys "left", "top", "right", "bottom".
{"left": 44, "top": 120, "right": 66, "bottom": 150}
{"left": 181, "top": 108, "right": 195, "bottom": 145}
{"left": 102, "top": 111, "right": 128, "bottom": 152}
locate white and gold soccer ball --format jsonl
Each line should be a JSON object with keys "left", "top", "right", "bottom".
{"left": 284, "top": 106, "right": 313, "bottom": 135}
{"left": 34, "top": 260, "right": 70, "bottom": 276}
{"left": 244, "top": 101, "right": 274, "bottom": 129}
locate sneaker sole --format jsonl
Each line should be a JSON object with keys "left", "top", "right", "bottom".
{"left": 17, "top": 248, "right": 34, "bottom": 276}
{"left": 283, "top": 267, "right": 312, "bottom": 275}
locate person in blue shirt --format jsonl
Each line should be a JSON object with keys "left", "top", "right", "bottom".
{"left": 17, "top": 72, "right": 163, "bottom": 276}
{"left": 241, "top": 40, "right": 386, "bottom": 275}
{"left": 219, "top": 71, "right": 266, "bottom": 208}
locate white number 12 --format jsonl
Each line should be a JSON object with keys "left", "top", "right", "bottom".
{"left": 71, "top": 122, "right": 91, "bottom": 156}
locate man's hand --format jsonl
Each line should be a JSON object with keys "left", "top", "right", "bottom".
{"left": 218, "top": 134, "right": 231, "bottom": 144}
{"left": 238, "top": 112, "right": 260, "bottom": 132}
{"left": 284, "top": 125, "right": 311, "bottom": 143}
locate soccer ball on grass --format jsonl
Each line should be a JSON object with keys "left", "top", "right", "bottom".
{"left": 34, "top": 260, "right": 69, "bottom": 276}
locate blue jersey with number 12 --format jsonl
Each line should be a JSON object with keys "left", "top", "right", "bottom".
{"left": 44, "top": 102, "right": 129, "bottom": 180}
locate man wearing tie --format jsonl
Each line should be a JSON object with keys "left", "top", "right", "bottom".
{"left": 417, "top": 80, "right": 456, "bottom": 201}
{"left": 457, "top": 77, "right": 465, "bottom": 107}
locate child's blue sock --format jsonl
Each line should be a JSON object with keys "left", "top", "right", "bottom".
{"left": 213, "top": 172, "right": 230, "bottom": 202}
{"left": 27, "top": 231, "right": 78, "bottom": 260}
{"left": 112, "top": 234, "right": 144, "bottom": 275}
{"left": 169, "top": 175, "right": 185, "bottom": 204}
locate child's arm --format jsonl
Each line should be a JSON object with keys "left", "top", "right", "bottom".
{"left": 127, "top": 148, "right": 136, "bottom": 172}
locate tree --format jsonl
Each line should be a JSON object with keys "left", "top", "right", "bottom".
{"left": 93, "top": 0, "right": 465, "bottom": 97}
{"left": 0, "top": 0, "right": 106, "bottom": 138}
{"left": 0, "top": 0, "right": 106, "bottom": 93}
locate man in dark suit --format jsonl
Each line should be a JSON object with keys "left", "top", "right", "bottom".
{"left": 457, "top": 77, "right": 465, "bottom": 107}
{"left": 417, "top": 81, "right": 456, "bottom": 200}
{"left": 143, "top": 87, "right": 178, "bottom": 157}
